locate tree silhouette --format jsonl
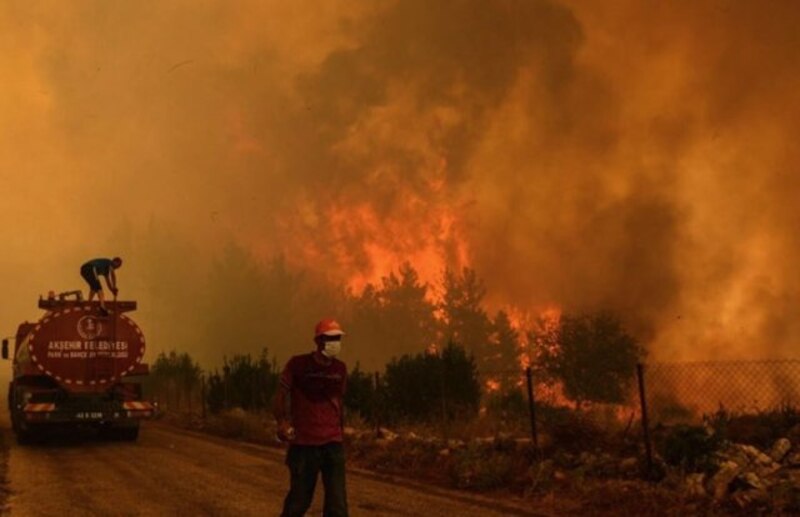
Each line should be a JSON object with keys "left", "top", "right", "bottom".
{"left": 150, "top": 350, "right": 202, "bottom": 411}
{"left": 439, "top": 267, "right": 491, "bottom": 358}
{"left": 484, "top": 310, "right": 521, "bottom": 391}
{"left": 343, "top": 362, "right": 378, "bottom": 422}
{"left": 539, "top": 311, "right": 644, "bottom": 407}
{"left": 382, "top": 341, "right": 480, "bottom": 422}
{"left": 345, "top": 263, "right": 438, "bottom": 369}
{"left": 206, "top": 349, "right": 279, "bottom": 412}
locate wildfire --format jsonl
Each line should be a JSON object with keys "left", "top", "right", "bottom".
{"left": 285, "top": 194, "right": 470, "bottom": 300}
{"left": 485, "top": 379, "right": 501, "bottom": 392}
{"left": 501, "top": 305, "right": 562, "bottom": 370}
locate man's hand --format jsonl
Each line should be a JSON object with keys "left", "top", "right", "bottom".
{"left": 276, "top": 420, "right": 296, "bottom": 442}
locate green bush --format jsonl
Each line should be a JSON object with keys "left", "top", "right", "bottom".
{"left": 207, "top": 349, "right": 279, "bottom": 413}
{"left": 705, "top": 405, "right": 800, "bottom": 449}
{"left": 539, "top": 312, "right": 644, "bottom": 407}
{"left": 344, "top": 363, "right": 378, "bottom": 421}
{"left": 382, "top": 342, "right": 480, "bottom": 423}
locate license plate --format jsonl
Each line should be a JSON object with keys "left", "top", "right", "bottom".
{"left": 76, "top": 412, "right": 103, "bottom": 419}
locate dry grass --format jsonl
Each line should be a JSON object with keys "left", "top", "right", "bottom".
{"left": 159, "top": 408, "right": 280, "bottom": 448}
{"left": 157, "top": 407, "right": 773, "bottom": 515}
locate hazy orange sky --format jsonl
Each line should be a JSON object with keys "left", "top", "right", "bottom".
{"left": 2, "top": 0, "right": 799, "bottom": 369}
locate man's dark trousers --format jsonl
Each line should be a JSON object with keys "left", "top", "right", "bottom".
{"left": 281, "top": 442, "right": 348, "bottom": 517}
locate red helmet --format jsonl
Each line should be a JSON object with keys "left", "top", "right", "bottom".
{"left": 314, "top": 319, "right": 345, "bottom": 338}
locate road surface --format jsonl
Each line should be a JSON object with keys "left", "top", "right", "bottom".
{"left": 2, "top": 422, "right": 548, "bottom": 516}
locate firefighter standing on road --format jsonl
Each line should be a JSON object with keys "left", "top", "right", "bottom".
{"left": 80, "top": 257, "right": 122, "bottom": 316}
{"left": 274, "top": 319, "right": 349, "bottom": 517}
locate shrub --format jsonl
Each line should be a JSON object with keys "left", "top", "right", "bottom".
{"left": 485, "top": 389, "right": 527, "bottom": 419}
{"left": 705, "top": 405, "right": 800, "bottom": 449}
{"left": 660, "top": 425, "right": 721, "bottom": 473}
{"left": 344, "top": 363, "right": 377, "bottom": 421}
{"left": 207, "top": 349, "right": 279, "bottom": 413}
{"left": 382, "top": 342, "right": 480, "bottom": 423}
{"left": 449, "top": 444, "right": 516, "bottom": 490}
{"left": 539, "top": 312, "right": 644, "bottom": 407}
{"left": 538, "top": 404, "right": 608, "bottom": 452}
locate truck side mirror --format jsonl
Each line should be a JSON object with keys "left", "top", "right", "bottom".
{"left": 1, "top": 339, "right": 8, "bottom": 360}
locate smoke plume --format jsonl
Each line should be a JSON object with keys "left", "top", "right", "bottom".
{"left": 1, "top": 0, "right": 799, "bottom": 368}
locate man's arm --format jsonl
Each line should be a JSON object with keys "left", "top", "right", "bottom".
{"left": 106, "top": 269, "right": 118, "bottom": 294}
{"left": 273, "top": 361, "right": 295, "bottom": 441}
{"left": 273, "top": 384, "right": 291, "bottom": 423}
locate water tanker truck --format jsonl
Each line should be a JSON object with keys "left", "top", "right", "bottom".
{"left": 2, "top": 292, "right": 154, "bottom": 442}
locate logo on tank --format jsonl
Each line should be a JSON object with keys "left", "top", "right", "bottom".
{"left": 76, "top": 315, "right": 103, "bottom": 340}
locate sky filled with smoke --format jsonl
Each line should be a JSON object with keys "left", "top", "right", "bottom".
{"left": 1, "top": 0, "right": 798, "bottom": 371}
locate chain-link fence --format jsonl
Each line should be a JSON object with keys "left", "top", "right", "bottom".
{"left": 146, "top": 357, "right": 800, "bottom": 466}
{"left": 640, "top": 360, "right": 800, "bottom": 426}
{"left": 476, "top": 359, "right": 800, "bottom": 463}
{"left": 635, "top": 360, "right": 800, "bottom": 472}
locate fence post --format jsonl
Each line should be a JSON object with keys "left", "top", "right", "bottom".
{"left": 373, "top": 372, "right": 381, "bottom": 437}
{"left": 636, "top": 362, "right": 654, "bottom": 477}
{"left": 440, "top": 355, "right": 448, "bottom": 441}
{"left": 525, "top": 367, "right": 539, "bottom": 450}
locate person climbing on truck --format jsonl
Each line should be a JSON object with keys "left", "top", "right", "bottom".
{"left": 80, "top": 257, "right": 122, "bottom": 316}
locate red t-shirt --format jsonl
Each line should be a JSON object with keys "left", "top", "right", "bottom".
{"left": 281, "top": 352, "right": 347, "bottom": 445}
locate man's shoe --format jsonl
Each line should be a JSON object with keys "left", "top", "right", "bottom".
{"left": 99, "top": 307, "right": 110, "bottom": 317}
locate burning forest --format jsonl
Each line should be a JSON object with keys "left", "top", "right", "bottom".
{"left": 2, "top": 0, "right": 800, "bottom": 371}
{"left": 3, "top": 0, "right": 800, "bottom": 514}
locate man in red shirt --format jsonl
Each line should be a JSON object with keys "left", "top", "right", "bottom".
{"left": 274, "top": 318, "right": 349, "bottom": 517}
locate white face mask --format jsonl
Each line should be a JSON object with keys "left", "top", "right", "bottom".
{"left": 322, "top": 339, "right": 341, "bottom": 358}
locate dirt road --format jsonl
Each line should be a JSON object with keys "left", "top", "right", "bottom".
{"left": 2, "top": 422, "right": 547, "bottom": 516}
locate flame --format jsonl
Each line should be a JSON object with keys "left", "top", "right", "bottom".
{"left": 285, "top": 194, "right": 470, "bottom": 299}
{"left": 534, "top": 381, "right": 576, "bottom": 410}
{"left": 485, "top": 378, "right": 501, "bottom": 392}
{"left": 501, "top": 305, "right": 562, "bottom": 370}
{"left": 500, "top": 305, "right": 581, "bottom": 409}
